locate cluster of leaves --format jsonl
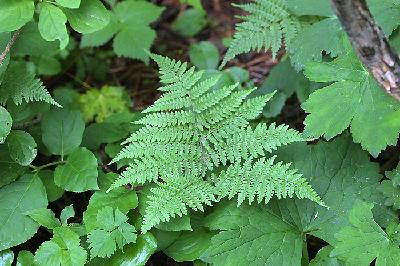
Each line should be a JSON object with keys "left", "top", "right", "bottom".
{"left": 2, "top": 0, "right": 400, "bottom": 265}
{"left": 216, "top": 0, "right": 400, "bottom": 264}
{"left": 226, "top": 0, "right": 400, "bottom": 156}
{"left": 0, "top": 0, "right": 174, "bottom": 264}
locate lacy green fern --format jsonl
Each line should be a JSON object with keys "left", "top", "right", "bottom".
{"left": 221, "top": 0, "right": 302, "bottom": 67}
{"left": 111, "top": 54, "right": 324, "bottom": 232}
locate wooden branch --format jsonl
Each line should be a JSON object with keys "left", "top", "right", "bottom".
{"left": 331, "top": 0, "right": 400, "bottom": 101}
{"left": 0, "top": 29, "right": 21, "bottom": 66}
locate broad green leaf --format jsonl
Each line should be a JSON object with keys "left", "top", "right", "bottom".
{"left": 0, "top": 0, "right": 34, "bottom": 32}
{"left": 87, "top": 207, "right": 137, "bottom": 258}
{"left": 83, "top": 188, "right": 138, "bottom": 232}
{"left": 25, "top": 208, "right": 61, "bottom": 230}
{"left": 82, "top": 122, "right": 131, "bottom": 150}
{"left": 61, "top": 205, "right": 75, "bottom": 225}
{"left": 37, "top": 56, "right": 62, "bottom": 76}
{"left": 87, "top": 233, "right": 157, "bottom": 266}
{"left": 38, "top": 3, "right": 69, "bottom": 49}
{"left": 290, "top": 18, "right": 344, "bottom": 70}
{"left": 202, "top": 135, "right": 395, "bottom": 265}
{"left": 82, "top": 111, "right": 140, "bottom": 150}
{"left": 286, "top": 0, "right": 334, "bottom": 16}
{"left": 0, "top": 106, "right": 12, "bottom": 144}
{"left": 152, "top": 229, "right": 183, "bottom": 251}
{"left": 309, "top": 246, "right": 344, "bottom": 266}
{"left": 113, "top": 24, "right": 156, "bottom": 64}
{"left": 164, "top": 228, "right": 213, "bottom": 262}
{"left": 6, "top": 130, "right": 37, "bottom": 166}
{"left": 37, "top": 170, "right": 63, "bottom": 202}
{"left": 114, "top": 0, "right": 164, "bottom": 25}
{"left": 55, "top": 147, "right": 99, "bottom": 192}
{"left": 63, "top": 0, "right": 110, "bottom": 34}
{"left": 201, "top": 201, "right": 303, "bottom": 266}
{"left": 105, "top": 0, "right": 164, "bottom": 63}
{"left": 302, "top": 50, "right": 400, "bottom": 156}
{"left": 12, "top": 22, "right": 59, "bottom": 57}
{"left": 16, "top": 251, "right": 34, "bottom": 266}
{"left": 173, "top": 9, "right": 207, "bottom": 37}
{"left": 78, "top": 86, "right": 131, "bottom": 123}
{"left": 331, "top": 201, "right": 400, "bottom": 266}
{"left": 0, "top": 250, "right": 13, "bottom": 266}
{"left": 251, "top": 58, "right": 310, "bottom": 118}
{"left": 275, "top": 136, "right": 396, "bottom": 244}
{"left": 55, "top": 0, "right": 81, "bottom": 9}
{"left": 189, "top": 41, "right": 220, "bottom": 70}
{"left": 98, "top": 172, "right": 118, "bottom": 191}
{"left": 368, "top": 0, "right": 400, "bottom": 35}
{"left": 81, "top": 13, "right": 118, "bottom": 47}
{"left": 53, "top": 87, "right": 81, "bottom": 110}
{"left": 0, "top": 174, "right": 48, "bottom": 250}
{"left": 156, "top": 215, "right": 192, "bottom": 232}
{"left": 41, "top": 108, "right": 85, "bottom": 156}
{"left": 0, "top": 145, "right": 27, "bottom": 188}
{"left": 34, "top": 226, "right": 87, "bottom": 266}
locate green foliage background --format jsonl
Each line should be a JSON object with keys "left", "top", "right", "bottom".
{"left": 1, "top": 0, "right": 400, "bottom": 265}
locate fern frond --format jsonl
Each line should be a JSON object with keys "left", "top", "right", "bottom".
{"left": 110, "top": 54, "right": 324, "bottom": 232}
{"left": 142, "top": 176, "right": 217, "bottom": 232}
{"left": 221, "top": 0, "right": 302, "bottom": 68}
{"left": 213, "top": 156, "right": 325, "bottom": 206}
{"left": 0, "top": 62, "right": 60, "bottom": 106}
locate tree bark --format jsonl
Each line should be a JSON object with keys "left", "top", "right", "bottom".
{"left": 331, "top": 0, "right": 400, "bottom": 101}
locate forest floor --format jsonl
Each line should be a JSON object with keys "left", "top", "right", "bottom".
{"left": 38, "top": 0, "right": 400, "bottom": 264}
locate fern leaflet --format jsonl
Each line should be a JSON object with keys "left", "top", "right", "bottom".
{"left": 0, "top": 62, "right": 60, "bottom": 106}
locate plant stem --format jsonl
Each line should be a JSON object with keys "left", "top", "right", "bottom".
{"left": 30, "top": 161, "right": 66, "bottom": 172}
{"left": 302, "top": 241, "right": 309, "bottom": 265}
{"left": 0, "top": 29, "right": 21, "bottom": 66}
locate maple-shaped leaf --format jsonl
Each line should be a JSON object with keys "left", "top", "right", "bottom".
{"left": 331, "top": 200, "right": 400, "bottom": 266}
{"left": 202, "top": 136, "right": 396, "bottom": 266}
{"left": 302, "top": 49, "right": 400, "bottom": 156}
{"left": 34, "top": 226, "right": 87, "bottom": 266}
{"left": 87, "top": 206, "right": 137, "bottom": 258}
{"left": 378, "top": 163, "right": 400, "bottom": 210}
{"left": 201, "top": 200, "right": 303, "bottom": 266}
{"left": 81, "top": 1, "right": 164, "bottom": 63}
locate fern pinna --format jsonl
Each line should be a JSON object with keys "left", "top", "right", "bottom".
{"left": 110, "top": 54, "right": 324, "bottom": 232}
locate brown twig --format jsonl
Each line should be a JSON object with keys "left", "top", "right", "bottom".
{"left": 332, "top": 0, "right": 400, "bottom": 101}
{"left": 12, "top": 114, "right": 42, "bottom": 130}
{"left": 0, "top": 29, "right": 21, "bottom": 65}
